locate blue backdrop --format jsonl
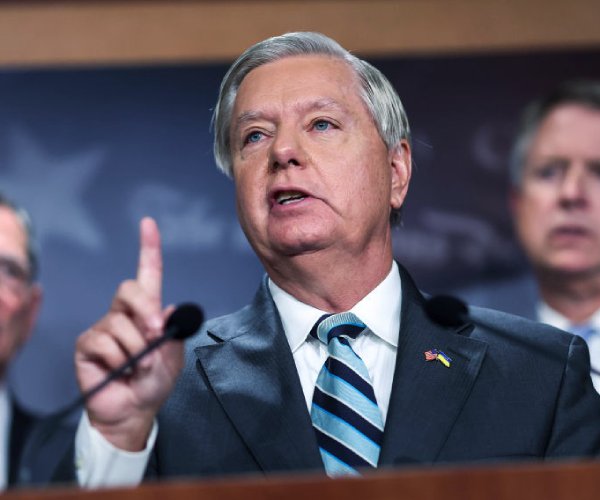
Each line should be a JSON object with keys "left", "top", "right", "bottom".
{"left": 2, "top": 48, "right": 599, "bottom": 414}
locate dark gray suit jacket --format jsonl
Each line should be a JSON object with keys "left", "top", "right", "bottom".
{"left": 8, "top": 399, "right": 37, "bottom": 487}
{"left": 147, "top": 265, "right": 600, "bottom": 479}
{"left": 10, "top": 398, "right": 75, "bottom": 488}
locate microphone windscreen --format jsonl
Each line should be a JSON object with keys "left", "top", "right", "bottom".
{"left": 165, "top": 303, "right": 204, "bottom": 340}
{"left": 425, "top": 295, "right": 469, "bottom": 327}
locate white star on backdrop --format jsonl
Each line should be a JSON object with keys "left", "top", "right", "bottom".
{"left": 129, "top": 183, "right": 254, "bottom": 253}
{"left": 0, "top": 127, "right": 106, "bottom": 250}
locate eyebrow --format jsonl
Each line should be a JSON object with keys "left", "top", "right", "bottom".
{"left": 234, "top": 110, "right": 266, "bottom": 133}
{"left": 233, "top": 98, "right": 348, "bottom": 135}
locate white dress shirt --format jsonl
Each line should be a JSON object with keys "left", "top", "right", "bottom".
{"left": 269, "top": 261, "right": 401, "bottom": 422}
{"left": 76, "top": 262, "right": 402, "bottom": 487}
{"left": 537, "top": 302, "right": 600, "bottom": 393}
{"left": 0, "top": 385, "right": 10, "bottom": 490}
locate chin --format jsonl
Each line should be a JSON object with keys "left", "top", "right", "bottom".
{"left": 543, "top": 260, "right": 600, "bottom": 279}
{"left": 268, "top": 227, "right": 333, "bottom": 256}
{"left": 273, "top": 240, "right": 328, "bottom": 257}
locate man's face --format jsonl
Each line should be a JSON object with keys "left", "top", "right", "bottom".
{"left": 0, "top": 206, "right": 40, "bottom": 377}
{"left": 512, "top": 104, "right": 600, "bottom": 279}
{"left": 229, "top": 55, "right": 410, "bottom": 267}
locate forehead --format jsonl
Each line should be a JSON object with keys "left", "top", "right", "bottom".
{"left": 529, "top": 104, "right": 600, "bottom": 158}
{"left": 233, "top": 55, "right": 364, "bottom": 116}
{"left": 0, "top": 206, "right": 28, "bottom": 262}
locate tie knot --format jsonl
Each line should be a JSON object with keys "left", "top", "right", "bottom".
{"left": 309, "top": 312, "right": 366, "bottom": 345}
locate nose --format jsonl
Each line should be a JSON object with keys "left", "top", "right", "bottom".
{"left": 269, "top": 126, "right": 305, "bottom": 171}
{"left": 558, "top": 165, "right": 587, "bottom": 209}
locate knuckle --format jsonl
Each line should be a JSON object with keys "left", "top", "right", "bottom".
{"left": 104, "top": 312, "right": 129, "bottom": 334}
{"left": 117, "top": 279, "right": 137, "bottom": 297}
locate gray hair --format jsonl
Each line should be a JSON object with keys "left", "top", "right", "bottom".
{"left": 0, "top": 193, "right": 39, "bottom": 281}
{"left": 212, "top": 32, "right": 411, "bottom": 224}
{"left": 510, "top": 80, "right": 600, "bottom": 187}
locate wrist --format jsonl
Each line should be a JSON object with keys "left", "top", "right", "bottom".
{"left": 88, "top": 412, "right": 155, "bottom": 452}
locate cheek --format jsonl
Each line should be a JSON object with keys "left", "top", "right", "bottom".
{"left": 234, "top": 173, "right": 265, "bottom": 229}
{"left": 515, "top": 199, "right": 550, "bottom": 249}
{"left": 0, "top": 296, "right": 22, "bottom": 321}
{"left": 234, "top": 182, "right": 252, "bottom": 225}
{"left": 592, "top": 201, "right": 600, "bottom": 222}
{"left": 361, "top": 152, "right": 393, "bottom": 205}
{"left": 517, "top": 189, "right": 549, "bottom": 221}
{"left": 0, "top": 304, "right": 28, "bottom": 350}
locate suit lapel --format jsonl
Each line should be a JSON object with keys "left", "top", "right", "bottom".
{"left": 194, "top": 278, "right": 322, "bottom": 473}
{"left": 379, "top": 266, "right": 488, "bottom": 466}
{"left": 194, "top": 266, "right": 488, "bottom": 470}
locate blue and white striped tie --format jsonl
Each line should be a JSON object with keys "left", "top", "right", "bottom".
{"left": 310, "top": 312, "right": 384, "bottom": 476}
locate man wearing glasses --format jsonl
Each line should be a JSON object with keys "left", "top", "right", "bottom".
{"left": 0, "top": 193, "right": 42, "bottom": 488}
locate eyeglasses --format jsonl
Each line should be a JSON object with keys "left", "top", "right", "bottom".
{"left": 0, "top": 256, "right": 31, "bottom": 296}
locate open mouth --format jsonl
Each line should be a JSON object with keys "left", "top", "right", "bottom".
{"left": 275, "top": 190, "right": 308, "bottom": 205}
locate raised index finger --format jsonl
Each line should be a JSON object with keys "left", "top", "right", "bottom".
{"left": 137, "top": 216, "right": 163, "bottom": 303}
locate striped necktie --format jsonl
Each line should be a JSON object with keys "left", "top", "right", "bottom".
{"left": 310, "top": 312, "right": 384, "bottom": 476}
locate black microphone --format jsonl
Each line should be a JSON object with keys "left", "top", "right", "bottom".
{"left": 57, "top": 302, "right": 204, "bottom": 419}
{"left": 425, "top": 295, "right": 469, "bottom": 328}
{"left": 81, "top": 303, "right": 202, "bottom": 407}
{"left": 425, "top": 294, "right": 600, "bottom": 377}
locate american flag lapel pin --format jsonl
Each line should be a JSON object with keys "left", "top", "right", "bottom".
{"left": 424, "top": 349, "right": 452, "bottom": 368}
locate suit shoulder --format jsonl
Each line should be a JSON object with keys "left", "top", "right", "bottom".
{"left": 469, "top": 304, "right": 575, "bottom": 350}
{"left": 185, "top": 302, "right": 261, "bottom": 349}
{"left": 452, "top": 273, "right": 539, "bottom": 320}
{"left": 184, "top": 277, "right": 276, "bottom": 351}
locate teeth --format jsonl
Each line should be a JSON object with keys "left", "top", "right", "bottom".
{"left": 277, "top": 191, "right": 306, "bottom": 205}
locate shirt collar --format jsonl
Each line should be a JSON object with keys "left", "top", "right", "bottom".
{"left": 0, "top": 383, "right": 9, "bottom": 491}
{"left": 269, "top": 261, "right": 402, "bottom": 353}
{"left": 537, "top": 301, "right": 600, "bottom": 332}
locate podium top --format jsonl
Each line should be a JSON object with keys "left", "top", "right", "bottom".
{"left": 5, "top": 458, "right": 600, "bottom": 500}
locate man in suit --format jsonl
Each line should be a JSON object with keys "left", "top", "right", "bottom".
{"left": 458, "top": 82, "right": 600, "bottom": 390}
{"left": 0, "top": 193, "right": 43, "bottom": 488}
{"left": 71, "top": 33, "right": 600, "bottom": 488}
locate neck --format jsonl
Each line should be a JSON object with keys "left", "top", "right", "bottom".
{"left": 265, "top": 245, "right": 394, "bottom": 313}
{"left": 537, "top": 268, "right": 600, "bottom": 324}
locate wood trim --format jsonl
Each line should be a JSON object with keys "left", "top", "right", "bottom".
{"left": 5, "top": 459, "right": 600, "bottom": 499}
{"left": 0, "top": 0, "right": 599, "bottom": 67}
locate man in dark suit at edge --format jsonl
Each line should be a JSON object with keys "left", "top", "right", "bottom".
{"left": 70, "top": 32, "right": 600, "bottom": 487}
{"left": 0, "top": 193, "right": 43, "bottom": 488}
{"left": 457, "top": 82, "right": 600, "bottom": 392}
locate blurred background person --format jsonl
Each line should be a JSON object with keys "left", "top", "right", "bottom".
{"left": 0, "top": 192, "right": 42, "bottom": 488}
{"left": 458, "top": 81, "right": 600, "bottom": 390}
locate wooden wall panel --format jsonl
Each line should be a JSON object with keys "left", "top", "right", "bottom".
{"left": 0, "top": 0, "right": 599, "bottom": 67}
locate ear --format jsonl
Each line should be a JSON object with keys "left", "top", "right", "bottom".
{"left": 389, "top": 139, "right": 412, "bottom": 210}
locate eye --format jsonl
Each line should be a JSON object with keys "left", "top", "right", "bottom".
{"left": 588, "top": 161, "right": 600, "bottom": 178}
{"left": 243, "top": 130, "right": 264, "bottom": 145}
{"left": 535, "top": 166, "right": 559, "bottom": 179}
{"left": 312, "top": 119, "right": 333, "bottom": 132}
{"left": 0, "top": 257, "right": 30, "bottom": 287}
{"left": 530, "top": 160, "right": 566, "bottom": 181}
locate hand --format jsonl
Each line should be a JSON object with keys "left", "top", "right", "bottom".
{"left": 75, "top": 217, "right": 184, "bottom": 451}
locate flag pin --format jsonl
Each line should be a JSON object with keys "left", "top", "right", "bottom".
{"left": 424, "top": 349, "right": 452, "bottom": 368}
